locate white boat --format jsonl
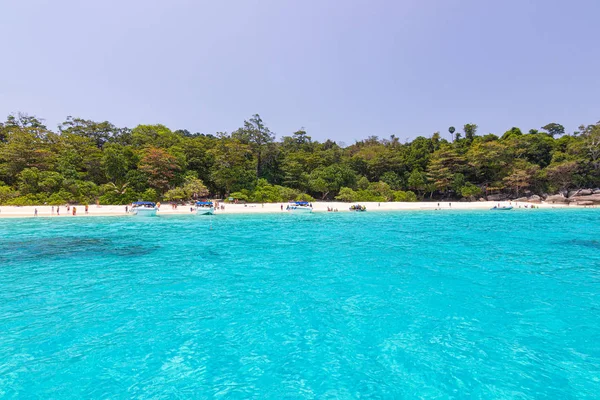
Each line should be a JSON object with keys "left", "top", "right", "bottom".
{"left": 286, "top": 201, "right": 313, "bottom": 213}
{"left": 195, "top": 201, "right": 214, "bottom": 215}
{"left": 129, "top": 201, "right": 158, "bottom": 216}
{"left": 490, "top": 206, "right": 513, "bottom": 211}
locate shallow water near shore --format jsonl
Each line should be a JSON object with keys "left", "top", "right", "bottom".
{"left": 1, "top": 209, "right": 600, "bottom": 398}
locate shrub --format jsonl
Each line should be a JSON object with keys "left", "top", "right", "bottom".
{"left": 335, "top": 187, "right": 356, "bottom": 202}
{"left": 0, "top": 185, "right": 18, "bottom": 204}
{"left": 99, "top": 188, "right": 142, "bottom": 205}
{"left": 228, "top": 191, "right": 250, "bottom": 202}
{"left": 392, "top": 190, "right": 417, "bottom": 202}
{"left": 251, "top": 179, "right": 282, "bottom": 203}
{"left": 47, "top": 190, "right": 72, "bottom": 205}
{"left": 276, "top": 186, "right": 300, "bottom": 201}
{"left": 357, "top": 176, "right": 370, "bottom": 190}
{"left": 142, "top": 188, "right": 158, "bottom": 202}
{"left": 6, "top": 194, "right": 43, "bottom": 206}
{"left": 368, "top": 181, "right": 393, "bottom": 201}
{"left": 295, "top": 193, "right": 314, "bottom": 202}
{"left": 182, "top": 177, "right": 208, "bottom": 199}
{"left": 354, "top": 190, "right": 386, "bottom": 202}
{"left": 163, "top": 187, "right": 187, "bottom": 202}
{"left": 460, "top": 183, "right": 482, "bottom": 198}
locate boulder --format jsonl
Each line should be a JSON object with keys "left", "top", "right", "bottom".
{"left": 569, "top": 194, "right": 600, "bottom": 204}
{"left": 487, "top": 194, "right": 509, "bottom": 201}
{"left": 545, "top": 194, "right": 569, "bottom": 204}
{"left": 569, "top": 189, "right": 593, "bottom": 197}
{"left": 594, "top": 189, "right": 600, "bottom": 194}
{"left": 479, "top": 198, "right": 486, "bottom": 202}
{"left": 528, "top": 195, "right": 542, "bottom": 203}
{"left": 514, "top": 197, "right": 529, "bottom": 202}
{"left": 577, "top": 201, "right": 594, "bottom": 206}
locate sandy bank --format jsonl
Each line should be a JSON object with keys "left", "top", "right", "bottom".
{"left": 0, "top": 201, "right": 584, "bottom": 218}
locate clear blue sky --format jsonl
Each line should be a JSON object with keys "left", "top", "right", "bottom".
{"left": 1, "top": 0, "right": 599, "bottom": 143}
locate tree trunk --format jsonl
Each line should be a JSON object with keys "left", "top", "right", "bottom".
{"left": 256, "top": 151, "right": 261, "bottom": 179}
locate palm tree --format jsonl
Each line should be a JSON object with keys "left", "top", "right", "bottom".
{"left": 448, "top": 126, "right": 456, "bottom": 142}
{"left": 106, "top": 182, "right": 128, "bottom": 195}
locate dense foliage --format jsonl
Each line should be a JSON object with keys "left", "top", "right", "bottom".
{"left": 0, "top": 113, "right": 598, "bottom": 205}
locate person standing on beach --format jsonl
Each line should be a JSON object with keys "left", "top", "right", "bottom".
{"left": 72, "top": 207, "right": 76, "bottom": 216}
{"left": 125, "top": 205, "right": 128, "bottom": 213}
{"left": 85, "top": 205, "right": 89, "bottom": 214}
{"left": 51, "top": 206, "right": 54, "bottom": 215}
{"left": 34, "top": 208, "right": 38, "bottom": 217}
{"left": 57, "top": 206, "right": 60, "bottom": 215}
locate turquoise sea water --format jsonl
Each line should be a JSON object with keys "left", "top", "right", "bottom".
{"left": 1, "top": 209, "right": 599, "bottom": 398}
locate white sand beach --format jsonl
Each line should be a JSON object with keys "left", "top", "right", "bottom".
{"left": 0, "top": 201, "right": 579, "bottom": 218}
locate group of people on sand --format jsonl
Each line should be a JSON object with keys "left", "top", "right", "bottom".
{"left": 432, "top": 202, "right": 452, "bottom": 210}
{"left": 33, "top": 204, "right": 90, "bottom": 217}
{"left": 326, "top": 207, "right": 339, "bottom": 212}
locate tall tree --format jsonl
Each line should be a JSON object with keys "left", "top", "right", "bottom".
{"left": 308, "top": 164, "right": 356, "bottom": 199}
{"left": 463, "top": 123, "right": 478, "bottom": 142}
{"left": 102, "top": 143, "right": 135, "bottom": 184}
{"left": 5, "top": 113, "right": 48, "bottom": 138}
{"left": 52, "top": 132, "right": 103, "bottom": 182}
{"left": 407, "top": 169, "right": 427, "bottom": 197}
{"left": 580, "top": 122, "right": 600, "bottom": 170}
{"left": 138, "top": 147, "right": 181, "bottom": 194}
{"left": 467, "top": 141, "right": 510, "bottom": 185}
{"left": 59, "top": 117, "right": 123, "bottom": 148}
{"left": 545, "top": 161, "right": 578, "bottom": 194}
{"left": 0, "top": 116, "right": 53, "bottom": 182}
{"left": 448, "top": 126, "right": 455, "bottom": 142}
{"left": 209, "top": 136, "right": 255, "bottom": 195}
{"left": 232, "top": 114, "right": 274, "bottom": 179}
{"left": 502, "top": 160, "right": 540, "bottom": 197}
{"left": 131, "top": 124, "right": 182, "bottom": 148}
{"left": 541, "top": 123, "right": 565, "bottom": 138}
{"left": 501, "top": 127, "right": 523, "bottom": 140}
{"left": 431, "top": 132, "right": 441, "bottom": 150}
{"left": 427, "top": 146, "right": 465, "bottom": 194}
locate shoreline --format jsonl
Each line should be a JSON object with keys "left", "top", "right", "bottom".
{"left": 0, "top": 201, "right": 590, "bottom": 219}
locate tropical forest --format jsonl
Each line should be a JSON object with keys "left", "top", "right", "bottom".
{"left": 0, "top": 113, "right": 599, "bottom": 205}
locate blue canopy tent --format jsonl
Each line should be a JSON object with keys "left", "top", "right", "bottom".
{"left": 132, "top": 201, "right": 156, "bottom": 206}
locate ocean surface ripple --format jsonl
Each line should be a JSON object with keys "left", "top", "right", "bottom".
{"left": 1, "top": 210, "right": 599, "bottom": 398}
